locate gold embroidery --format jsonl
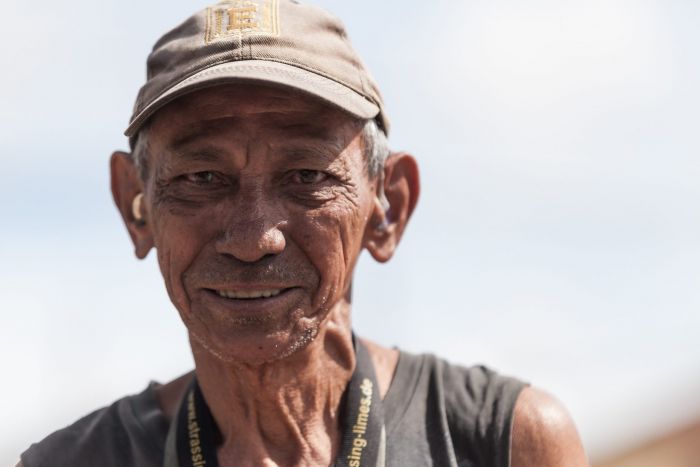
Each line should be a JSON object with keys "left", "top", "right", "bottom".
{"left": 214, "top": 8, "right": 224, "bottom": 38}
{"left": 228, "top": 6, "right": 258, "bottom": 31}
{"left": 205, "top": 0, "right": 280, "bottom": 43}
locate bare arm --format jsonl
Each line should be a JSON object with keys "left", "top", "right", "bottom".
{"left": 511, "top": 387, "right": 589, "bottom": 467}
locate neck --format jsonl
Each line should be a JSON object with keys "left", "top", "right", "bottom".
{"left": 190, "top": 304, "right": 355, "bottom": 467}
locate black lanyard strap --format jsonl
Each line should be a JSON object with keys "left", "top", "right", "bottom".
{"left": 335, "top": 338, "right": 385, "bottom": 467}
{"left": 175, "top": 378, "right": 221, "bottom": 467}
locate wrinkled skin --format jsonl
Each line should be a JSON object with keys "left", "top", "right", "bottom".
{"left": 117, "top": 84, "right": 393, "bottom": 365}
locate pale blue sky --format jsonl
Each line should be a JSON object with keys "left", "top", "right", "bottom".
{"left": 2, "top": 0, "right": 700, "bottom": 464}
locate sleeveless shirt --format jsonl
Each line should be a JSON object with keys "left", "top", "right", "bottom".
{"left": 21, "top": 351, "right": 527, "bottom": 467}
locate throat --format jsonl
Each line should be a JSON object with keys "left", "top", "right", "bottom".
{"left": 188, "top": 325, "right": 356, "bottom": 466}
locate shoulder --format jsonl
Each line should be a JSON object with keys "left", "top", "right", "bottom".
{"left": 511, "top": 387, "right": 589, "bottom": 467}
{"left": 432, "top": 357, "right": 528, "bottom": 427}
{"left": 390, "top": 351, "right": 527, "bottom": 466}
{"left": 20, "top": 383, "right": 170, "bottom": 467}
{"left": 392, "top": 351, "right": 527, "bottom": 417}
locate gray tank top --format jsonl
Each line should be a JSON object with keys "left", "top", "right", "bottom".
{"left": 21, "top": 351, "right": 526, "bottom": 467}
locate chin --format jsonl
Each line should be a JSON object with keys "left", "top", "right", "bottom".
{"left": 188, "top": 314, "right": 323, "bottom": 366}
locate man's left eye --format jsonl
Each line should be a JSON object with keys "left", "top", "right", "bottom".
{"left": 293, "top": 170, "right": 328, "bottom": 184}
{"left": 184, "top": 171, "right": 217, "bottom": 184}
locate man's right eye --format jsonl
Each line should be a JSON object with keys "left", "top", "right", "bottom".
{"left": 183, "top": 171, "right": 217, "bottom": 185}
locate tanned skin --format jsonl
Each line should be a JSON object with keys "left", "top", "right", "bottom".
{"left": 18, "top": 83, "right": 587, "bottom": 466}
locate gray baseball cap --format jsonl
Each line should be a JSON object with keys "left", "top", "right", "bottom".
{"left": 125, "top": 0, "right": 389, "bottom": 138}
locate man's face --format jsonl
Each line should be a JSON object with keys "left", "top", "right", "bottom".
{"left": 141, "top": 84, "right": 378, "bottom": 364}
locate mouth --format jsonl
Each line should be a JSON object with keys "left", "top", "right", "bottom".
{"left": 214, "top": 288, "right": 285, "bottom": 300}
{"left": 200, "top": 286, "right": 302, "bottom": 320}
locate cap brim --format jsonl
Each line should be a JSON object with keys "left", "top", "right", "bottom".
{"left": 124, "top": 59, "right": 380, "bottom": 137}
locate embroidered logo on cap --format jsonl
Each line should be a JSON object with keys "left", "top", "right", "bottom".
{"left": 205, "top": 0, "right": 280, "bottom": 43}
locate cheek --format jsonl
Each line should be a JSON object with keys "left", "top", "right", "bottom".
{"left": 151, "top": 210, "right": 213, "bottom": 313}
{"left": 295, "top": 196, "right": 369, "bottom": 300}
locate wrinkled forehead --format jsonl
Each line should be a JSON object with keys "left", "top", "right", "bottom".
{"left": 145, "top": 82, "right": 365, "bottom": 145}
{"left": 133, "top": 84, "right": 370, "bottom": 175}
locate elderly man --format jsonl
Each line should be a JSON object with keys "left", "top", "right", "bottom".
{"left": 20, "top": 1, "right": 587, "bottom": 466}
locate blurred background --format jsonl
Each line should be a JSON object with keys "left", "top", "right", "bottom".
{"left": 2, "top": 0, "right": 699, "bottom": 465}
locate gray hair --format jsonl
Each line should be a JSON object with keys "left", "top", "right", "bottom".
{"left": 362, "top": 118, "right": 389, "bottom": 179}
{"left": 131, "top": 118, "right": 388, "bottom": 180}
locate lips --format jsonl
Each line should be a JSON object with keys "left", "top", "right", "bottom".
{"left": 199, "top": 285, "right": 302, "bottom": 323}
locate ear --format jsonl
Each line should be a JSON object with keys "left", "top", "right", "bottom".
{"left": 364, "top": 152, "right": 420, "bottom": 263}
{"left": 110, "top": 151, "right": 154, "bottom": 259}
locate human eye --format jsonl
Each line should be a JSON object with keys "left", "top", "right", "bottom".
{"left": 291, "top": 169, "right": 328, "bottom": 185}
{"left": 181, "top": 171, "right": 223, "bottom": 186}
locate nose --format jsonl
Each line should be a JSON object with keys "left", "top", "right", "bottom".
{"left": 214, "top": 195, "right": 286, "bottom": 263}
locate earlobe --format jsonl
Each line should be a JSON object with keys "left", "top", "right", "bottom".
{"left": 365, "top": 197, "right": 396, "bottom": 263}
{"left": 364, "top": 152, "right": 420, "bottom": 263}
{"left": 110, "top": 151, "right": 154, "bottom": 259}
